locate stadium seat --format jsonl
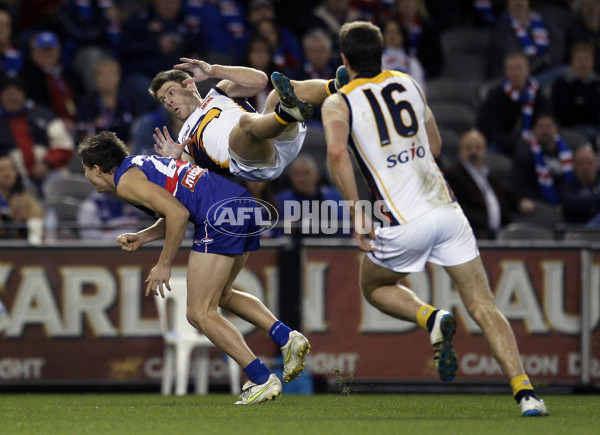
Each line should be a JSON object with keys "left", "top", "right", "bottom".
{"left": 155, "top": 275, "right": 241, "bottom": 396}
{"left": 563, "top": 228, "right": 600, "bottom": 242}
{"left": 440, "top": 27, "right": 491, "bottom": 82}
{"left": 43, "top": 197, "right": 82, "bottom": 239}
{"left": 43, "top": 173, "right": 96, "bottom": 202}
{"left": 496, "top": 222, "right": 555, "bottom": 241}
{"left": 441, "top": 27, "right": 492, "bottom": 58}
{"left": 485, "top": 150, "right": 512, "bottom": 181}
{"left": 426, "top": 78, "right": 480, "bottom": 110}
{"left": 429, "top": 101, "right": 477, "bottom": 135}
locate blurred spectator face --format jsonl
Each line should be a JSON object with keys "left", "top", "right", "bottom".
{"left": 94, "top": 59, "right": 121, "bottom": 93}
{"left": 326, "top": 0, "right": 349, "bottom": 17}
{"left": 459, "top": 130, "right": 487, "bottom": 167}
{"left": 507, "top": 0, "right": 530, "bottom": 17}
{"left": 256, "top": 19, "right": 279, "bottom": 47}
{"left": 248, "top": 0, "right": 275, "bottom": 26}
{"left": 303, "top": 32, "right": 332, "bottom": 71}
{"left": 573, "top": 146, "right": 599, "bottom": 186}
{"left": 571, "top": 45, "right": 595, "bottom": 78}
{"left": 383, "top": 19, "right": 404, "bottom": 49}
{"left": 580, "top": 0, "right": 600, "bottom": 21}
{"left": 395, "top": 0, "right": 420, "bottom": 20}
{"left": 504, "top": 54, "right": 530, "bottom": 89}
{"left": 532, "top": 115, "right": 558, "bottom": 150}
{"left": 247, "top": 38, "right": 273, "bottom": 72}
{"left": 153, "top": 0, "right": 181, "bottom": 19}
{"left": 0, "top": 83, "right": 26, "bottom": 113}
{"left": 30, "top": 32, "right": 61, "bottom": 70}
{"left": 0, "top": 155, "right": 18, "bottom": 192}
{"left": 0, "top": 10, "right": 12, "bottom": 46}
{"left": 290, "top": 158, "right": 320, "bottom": 197}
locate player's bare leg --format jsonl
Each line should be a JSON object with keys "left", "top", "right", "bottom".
{"left": 185, "top": 251, "right": 258, "bottom": 368}
{"left": 227, "top": 75, "right": 331, "bottom": 162}
{"left": 288, "top": 78, "right": 330, "bottom": 106}
{"left": 359, "top": 254, "right": 457, "bottom": 381}
{"left": 359, "top": 254, "right": 423, "bottom": 321}
{"left": 218, "top": 253, "right": 278, "bottom": 332}
{"left": 445, "top": 257, "right": 548, "bottom": 416}
{"left": 219, "top": 253, "right": 311, "bottom": 383}
{"left": 445, "top": 257, "right": 526, "bottom": 379}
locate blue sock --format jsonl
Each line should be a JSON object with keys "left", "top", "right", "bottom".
{"left": 269, "top": 320, "right": 292, "bottom": 347}
{"left": 244, "top": 358, "right": 270, "bottom": 385}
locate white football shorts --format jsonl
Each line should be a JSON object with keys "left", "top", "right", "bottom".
{"left": 367, "top": 202, "right": 480, "bottom": 273}
{"left": 229, "top": 122, "right": 306, "bottom": 182}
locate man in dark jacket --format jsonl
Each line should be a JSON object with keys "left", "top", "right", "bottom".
{"left": 444, "top": 129, "right": 533, "bottom": 239}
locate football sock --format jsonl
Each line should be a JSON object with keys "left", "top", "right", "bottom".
{"left": 514, "top": 389, "right": 538, "bottom": 404}
{"left": 274, "top": 102, "right": 296, "bottom": 125}
{"left": 244, "top": 358, "right": 271, "bottom": 385}
{"left": 326, "top": 79, "right": 337, "bottom": 95}
{"left": 269, "top": 320, "right": 292, "bottom": 347}
{"left": 417, "top": 304, "right": 438, "bottom": 331}
{"left": 511, "top": 374, "right": 535, "bottom": 402}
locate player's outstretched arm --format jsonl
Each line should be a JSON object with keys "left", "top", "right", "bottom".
{"left": 174, "top": 57, "right": 268, "bottom": 98}
{"left": 117, "top": 218, "right": 167, "bottom": 252}
{"left": 117, "top": 168, "right": 189, "bottom": 298}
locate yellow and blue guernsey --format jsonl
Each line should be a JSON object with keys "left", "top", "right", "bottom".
{"left": 338, "top": 70, "right": 454, "bottom": 225}
{"left": 178, "top": 86, "right": 257, "bottom": 176}
{"left": 113, "top": 155, "right": 260, "bottom": 254}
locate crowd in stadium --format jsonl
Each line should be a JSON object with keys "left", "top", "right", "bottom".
{"left": 0, "top": 0, "right": 599, "bottom": 241}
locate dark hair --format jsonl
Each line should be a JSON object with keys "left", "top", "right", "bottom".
{"left": 0, "top": 75, "right": 25, "bottom": 94}
{"left": 78, "top": 131, "right": 129, "bottom": 173}
{"left": 148, "top": 69, "right": 193, "bottom": 101}
{"left": 339, "top": 21, "right": 383, "bottom": 75}
{"left": 0, "top": 153, "right": 25, "bottom": 194}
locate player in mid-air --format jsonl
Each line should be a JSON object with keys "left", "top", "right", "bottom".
{"left": 322, "top": 21, "right": 548, "bottom": 417}
{"left": 78, "top": 131, "right": 310, "bottom": 405}
{"left": 149, "top": 57, "right": 342, "bottom": 181}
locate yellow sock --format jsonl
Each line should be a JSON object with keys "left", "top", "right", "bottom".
{"left": 326, "top": 79, "right": 336, "bottom": 95}
{"left": 416, "top": 304, "right": 437, "bottom": 330}
{"left": 510, "top": 374, "right": 534, "bottom": 396}
{"left": 274, "top": 113, "right": 292, "bottom": 125}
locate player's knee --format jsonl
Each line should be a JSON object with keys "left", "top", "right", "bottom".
{"left": 219, "top": 288, "right": 233, "bottom": 308}
{"left": 464, "top": 301, "right": 497, "bottom": 324}
{"left": 186, "top": 309, "right": 209, "bottom": 332}
{"left": 359, "top": 280, "right": 377, "bottom": 304}
{"left": 238, "top": 113, "right": 254, "bottom": 133}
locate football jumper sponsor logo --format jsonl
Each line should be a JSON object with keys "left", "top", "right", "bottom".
{"left": 386, "top": 143, "right": 426, "bottom": 168}
{"left": 181, "top": 166, "right": 206, "bottom": 191}
{"left": 199, "top": 96, "right": 213, "bottom": 110}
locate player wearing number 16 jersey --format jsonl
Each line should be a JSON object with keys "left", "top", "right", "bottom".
{"left": 322, "top": 21, "right": 548, "bottom": 417}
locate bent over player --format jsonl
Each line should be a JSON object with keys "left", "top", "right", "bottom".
{"left": 322, "top": 21, "right": 548, "bottom": 417}
{"left": 78, "top": 131, "right": 310, "bottom": 405}
{"left": 149, "top": 57, "right": 341, "bottom": 181}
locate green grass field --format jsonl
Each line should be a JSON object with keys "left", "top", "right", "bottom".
{"left": 1, "top": 393, "right": 598, "bottom": 435}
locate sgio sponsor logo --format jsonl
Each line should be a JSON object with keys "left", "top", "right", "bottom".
{"left": 386, "top": 143, "right": 426, "bottom": 168}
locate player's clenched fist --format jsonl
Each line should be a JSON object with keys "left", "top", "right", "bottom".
{"left": 117, "top": 233, "right": 141, "bottom": 252}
